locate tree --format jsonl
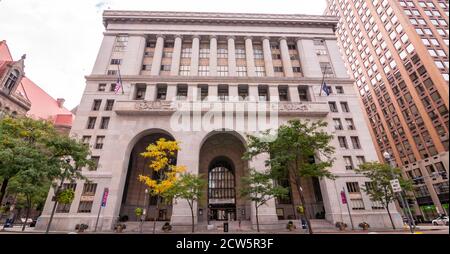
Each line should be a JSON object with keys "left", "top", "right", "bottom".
{"left": 138, "top": 138, "right": 186, "bottom": 234}
{"left": 167, "top": 173, "right": 206, "bottom": 233}
{"left": 240, "top": 169, "right": 289, "bottom": 232}
{"left": 355, "top": 162, "right": 413, "bottom": 229}
{"left": 244, "top": 119, "right": 335, "bottom": 234}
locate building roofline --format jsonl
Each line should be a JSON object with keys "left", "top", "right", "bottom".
{"left": 103, "top": 10, "right": 339, "bottom": 29}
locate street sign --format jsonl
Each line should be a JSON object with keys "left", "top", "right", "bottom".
{"left": 101, "top": 188, "right": 109, "bottom": 207}
{"left": 340, "top": 191, "right": 347, "bottom": 204}
{"left": 390, "top": 179, "right": 402, "bottom": 193}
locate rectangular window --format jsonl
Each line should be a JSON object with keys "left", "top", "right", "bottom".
{"left": 235, "top": 47, "right": 246, "bottom": 59}
{"left": 218, "top": 85, "right": 229, "bottom": 101}
{"left": 218, "top": 66, "right": 228, "bottom": 76}
{"left": 329, "top": 102, "right": 338, "bottom": 112}
{"left": 179, "top": 66, "right": 191, "bottom": 76}
{"left": 100, "top": 117, "right": 110, "bottom": 129}
{"left": 356, "top": 156, "right": 366, "bottom": 167}
{"left": 320, "top": 62, "right": 334, "bottom": 77}
{"left": 95, "top": 136, "right": 105, "bottom": 149}
{"left": 298, "top": 86, "right": 309, "bottom": 101}
{"left": 92, "top": 100, "right": 101, "bottom": 111}
{"left": 105, "top": 100, "right": 114, "bottom": 111}
{"left": 198, "top": 66, "right": 209, "bottom": 76}
{"left": 198, "top": 85, "right": 208, "bottom": 101}
{"left": 278, "top": 86, "right": 289, "bottom": 101}
{"left": 156, "top": 85, "right": 167, "bottom": 100}
{"left": 176, "top": 84, "right": 188, "bottom": 100}
{"left": 258, "top": 86, "right": 269, "bottom": 101}
{"left": 107, "top": 70, "right": 117, "bottom": 76}
{"left": 181, "top": 47, "right": 192, "bottom": 58}
{"left": 272, "top": 54, "right": 282, "bottom": 60}
{"left": 82, "top": 136, "right": 91, "bottom": 145}
{"left": 87, "top": 117, "right": 96, "bottom": 129}
{"left": 334, "top": 118, "right": 343, "bottom": 130}
{"left": 217, "top": 47, "right": 228, "bottom": 58}
{"left": 77, "top": 201, "right": 93, "bottom": 213}
{"left": 351, "top": 136, "right": 361, "bottom": 149}
{"left": 160, "top": 65, "right": 171, "bottom": 71}
{"left": 344, "top": 156, "right": 354, "bottom": 170}
{"left": 91, "top": 156, "right": 100, "bottom": 171}
{"left": 336, "top": 86, "right": 344, "bottom": 94}
{"left": 135, "top": 86, "right": 146, "bottom": 100}
{"left": 98, "top": 83, "right": 106, "bottom": 92}
{"left": 345, "top": 118, "right": 355, "bottom": 130}
{"left": 274, "top": 66, "right": 283, "bottom": 73}
{"left": 199, "top": 47, "right": 210, "bottom": 58}
{"left": 254, "top": 48, "right": 264, "bottom": 59}
{"left": 110, "top": 83, "right": 117, "bottom": 92}
{"left": 255, "top": 66, "right": 265, "bottom": 77}
{"left": 110, "top": 59, "right": 121, "bottom": 65}
{"left": 338, "top": 136, "right": 348, "bottom": 149}
{"left": 237, "top": 66, "right": 247, "bottom": 77}
{"left": 56, "top": 183, "right": 77, "bottom": 213}
{"left": 292, "top": 67, "right": 302, "bottom": 73}
{"left": 341, "top": 102, "right": 350, "bottom": 112}
{"left": 238, "top": 85, "right": 249, "bottom": 101}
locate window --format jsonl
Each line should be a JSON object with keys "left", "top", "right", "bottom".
{"left": 298, "top": 86, "right": 309, "bottom": 101}
{"left": 110, "top": 83, "right": 117, "bottom": 92}
{"left": 292, "top": 67, "right": 302, "bottom": 73}
{"left": 272, "top": 54, "right": 281, "bottom": 60}
{"left": 95, "top": 136, "right": 105, "bottom": 149}
{"left": 98, "top": 83, "right": 106, "bottom": 92}
{"left": 344, "top": 156, "right": 354, "bottom": 170}
{"left": 100, "top": 117, "right": 110, "bottom": 129}
{"left": 181, "top": 47, "right": 192, "bottom": 58}
{"left": 270, "top": 43, "right": 280, "bottom": 49}
{"left": 238, "top": 85, "right": 249, "bottom": 101}
{"left": 258, "top": 86, "right": 269, "bottom": 101}
{"left": 338, "top": 136, "right": 348, "bottom": 149}
{"left": 110, "top": 59, "right": 121, "bottom": 65}
{"left": 82, "top": 136, "right": 91, "bottom": 145}
{"left": 107, "top": 70, "right": 117, "bottom": 76}
{"left": 341, "top": 102, "right": 350, "bottom": 112}
{"left": 162, "top": 51, "right": 172, "bottom": 58}
{"left": 198, "top": 66, "right": 209, "bottom": 76}
{"left": 156, "top": 85, "right": 167, "bottom": 100}
{"left": 3, "top": 70, "right": 19, "bottom": 91}
{"left": 78, "top": 201, "right": 93, "bottom": 213}
{"left": 335, "top": 86, "right": 344, "bottom": 94}
{"left": 316, "top": 49, "right": 328, "bottom": 55}
{"left": 142, "top": 64, "right": 151, "bottom": 71}
{"left": 87, "top": 117, "right": 96, "bottom": 129}
{"left": 114, "top": 35, "right": 128, "bottom": 51}
{"left": 217, "top": 47, "right": 228, "bottom": 58}
{"left": 356, "top": 156, "right": 366, "bottom": 167}
{"left": 56, "top": 183, "right": 76, "bottom": 213}
{"left": 135, "top": 86, "right": 146, "bottom": 100}
{"left": 255, "top": 66, "right": 265, "bottom": 77}
{"left": 105, "top": 100, "right": 114, "bottom": 111}
{"left": 329, "top": 102, "right": 338, "bottom": 112}
{"left": 82, "top": 183, "right": 97, "bottom": 196}
{"left": 351, "top": 136, "right": 361, "bottom": 149}
{"left": 254, "top": 48, "right": 264, "bottom": 59}
{"left": 92, "top": 100, "right": 101, "bottom": 111}
{"left": 345, "top": 118, "right": 355, "bottom": 130}
{"left": 235, "top": 47, "right": 246, "bottom": 58}
{"left": 218, "top": 85, "right": 229, "bottom": 101}
{"left": 346, "top": 182, "right": 360, "bottom": 193}
{"left": 198, "top": 85, "right": 208, "bottom": 101}
{"left": 176, "top": 84, "right": 188, "bottom": 100}
{"left": 278, "top": 86, "right": 289, "bottom": 101}
{"left": 199, "top": 48, "right": 210, "bottom": 58}
{"left": 91, "top": 156, "right": 100, "bottom": 171}
{"left": 334, "top": 118, "right": 343, "bottom": 130}
{"left": 313, "top": 39, "right": 325, "bottom": 45}
{"left": 237, "top": 66, "right": 247, "bottom": 77}
{"left": 160, "top": 65, "right": 171, "bottom": 71}
{"left": 218, "top": 66, "right": 228, "bottom": 76}
{"left": 274, "top": 66, "right": 283, "bottom": 73}
{"left": 179, "top": 65, "right": 190, "bottom": 76}
{"left": 288, "top": 43, "right": 297, "bottom": 50}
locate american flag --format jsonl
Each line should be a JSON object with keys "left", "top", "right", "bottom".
{"left": 115, "top": 65, "right": 123, "bottom": 94}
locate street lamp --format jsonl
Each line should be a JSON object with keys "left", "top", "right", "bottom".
{"left": 383, "top": 152, "right": 415, "bottom": 233}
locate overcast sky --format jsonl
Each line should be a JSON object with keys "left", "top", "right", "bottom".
{"left": 0, "top": 0, "right": 327, "bottom": 110}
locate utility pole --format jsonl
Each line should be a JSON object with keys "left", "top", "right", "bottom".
{"left": 383, "top": 152, "right": 415, "bottom": 234}
{"left": 342, "top": 187, "right": 354, "bottom": 230}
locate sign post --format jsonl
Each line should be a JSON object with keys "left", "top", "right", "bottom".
{"left": 390, "top": 179, "right": 402, "bottom": 193}
{"left": 341, "top": 188, "right": 354, "bottom": 230}
{"left": 94, "top": 188, "right": 109, "bottom": 232}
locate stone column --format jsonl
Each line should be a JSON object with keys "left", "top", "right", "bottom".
{"left": 91, "top": 35, "right": 116, "bottom": 75}
{"left": 145, "top": 84, "right": 156, "bottom": 101}
{"left": 262, "top": 37, "right": 275, "bottom": 77}
{"left": 296, "top": 38, "right": 322, "bottom": 78}
{"left": 325, "top": 39, "right": 349, "bottom": 78}
{"left": 166, "top": 84, "right": 177, "bottom": 101}
{"left": 288, "top": 86, "right": 300, "bottom": 102}
{"left": 229, "top": 84, "right": 239, "bottom": 102}
{"left": 129, "top": 84, "right": 136, "bottom": 100}
{"left": 269, "top": 85, "right": 279, "bottom": 102}
{"left": 279, "top": 37, "right": 294, "bottom": 78}
{"left": 209, "top": 35, "right": 218, "bottom": 76}
{"left": 171, "top": 35, "right": 183, "bottom": 76}
{"left": 249, "top": 153, "right": 278, "bottom": 229}
{"left": 190, "top": 35, "right": 200, "bottom": 76}
{"left": 249, "top": 84, "right": 259, "bottom": 102}
{"left": 227, "top": 36, "right": 237, "bottom": 76}
{"left": 208, "top": 84, "right": 218, "bottom": 102}
{"left": 151, "top": 34, "right": 165, "bottom": 76}
{"left": 120, "top": 35, "right": 146, "bottom": 75}
{"left": 245, "top": 36, "right": 256, "bottom": 77}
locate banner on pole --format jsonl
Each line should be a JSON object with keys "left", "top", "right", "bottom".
{"left": 101, "top": 188, "right": 109, "bottom": 207}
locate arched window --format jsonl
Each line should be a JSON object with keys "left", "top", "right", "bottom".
{"left": 4, "top": 70, "right": 20, "bottom": 91}
{"left": 208, "top": 158, "right": 235, "bottom": 201}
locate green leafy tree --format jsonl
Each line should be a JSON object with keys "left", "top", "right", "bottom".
{"left": 167, "top": 173, "right": 206, "bottom": 233}
{"left": 240, "top": 169, "right": 289, "bottom": 232}
{"left": 244, "top": 119, "right": 335, "bottom": 234}
{"left": 355, "top": 162, "right": 413, "bottom": 229}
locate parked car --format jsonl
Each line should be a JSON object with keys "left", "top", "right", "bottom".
{"left": 432, "top": 215, "right": 449, "bottom": 226}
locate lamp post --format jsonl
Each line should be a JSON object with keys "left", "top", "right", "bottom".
{"left": 383, "top": 152, "right": 415, "bottom": 233}
{"left": 140, "top": 189, "right": 149, "bottom": 234}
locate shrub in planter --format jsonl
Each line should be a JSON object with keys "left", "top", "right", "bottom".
{"left": 335, "top": 222, "right": 347, "bottom": 231}
{"left": 135, "top": 208, "right": 143, "bottom": 220}
{"left": 286, "top": 221, "right": 297, "bottom": 231}
{"left": 162, "top": 222, "right": 172, "bottom": 232}
{"left": 57, "top": 189, "right": 75, "bottom": 204}
{"left": 75, "top": 224, "right": 89, "bottom": 233}
{"left": 359, "top": 222, "right": 370, "bottom": 230}
{"left": 114, "top": 223, "right": 127, "bottom": 233}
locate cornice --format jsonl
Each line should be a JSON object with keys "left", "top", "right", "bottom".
{"left": 103, "top": 10, "right": 339, "bottom": 29}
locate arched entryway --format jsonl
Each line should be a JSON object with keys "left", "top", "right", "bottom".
{"left": 120, "top": 131, "right": 176, "bottom": 222}
{"left": 197, "top": 131, "right": 250, "bottom": 223}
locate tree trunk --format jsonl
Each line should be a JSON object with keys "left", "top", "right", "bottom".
{"left": 294, "top": 175, "right": 313, "bottom": 234}
{"left": 153, "top": 197, "right": 160, "bottom": 234}
{"left": 0, "top": 178, "right": 9, "bottom": 207}
{"left": 189, "top": 201, "right": 195, "bottom": 233}
{"left": 385, "top": 205, "right": 396, "bottom": 230}
{"left": 46, "top": 178, "right": 65, "bottom": 234}
{"left": 22, "top": 196, "right": 31, "bottom": 232}
{"left": 255, "top": 203, "right": 260, "bottom": 233}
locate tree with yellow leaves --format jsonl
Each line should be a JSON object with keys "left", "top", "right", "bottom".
{"left": 138, "top": 138, "right": 186, "bottom": 233}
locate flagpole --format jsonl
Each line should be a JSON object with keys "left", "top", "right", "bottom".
{"left": 319, "top": 65, "right": 328, "bottom": 96}
{"left": 117, "top": 63, "right": 124, "bottom": 95}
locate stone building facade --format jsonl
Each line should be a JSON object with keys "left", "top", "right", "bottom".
{"left": 36, "top": 11, "right": 403, "bottom": 232}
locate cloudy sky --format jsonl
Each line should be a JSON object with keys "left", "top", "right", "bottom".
{"left": 0, "top": 0, "right": 327, "bottom": 110}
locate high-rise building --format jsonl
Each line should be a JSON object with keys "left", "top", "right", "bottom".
{"left": 36, "top": 10, "right": 402, "bottom": 232}
{"left": 325, "top": 0, "right": 449, "bottom": 221}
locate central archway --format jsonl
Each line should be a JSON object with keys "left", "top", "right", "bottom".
{"left": 198, "top": 131, "right": 250, "bottom": 223}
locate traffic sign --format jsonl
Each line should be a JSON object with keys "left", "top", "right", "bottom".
{"left": 340, "top": 191, "right": 347, "bottom": 204}
{"left": 101, "top": 188, "right": 109, "bottom": 207}
{"left": 390, "top": 179, "right": 402, "bottom": 193}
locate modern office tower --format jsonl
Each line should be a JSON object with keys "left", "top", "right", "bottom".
{"left": 36, "top": 10, "right": 402, "bottom": 232}
{"left": 325, "top": 0, "right": 449, "bottom": 221}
